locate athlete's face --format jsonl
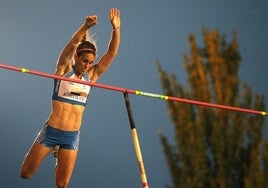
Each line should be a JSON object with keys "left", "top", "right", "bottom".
{"left": 74, "top": 53, "right": 95, "bottom": 74}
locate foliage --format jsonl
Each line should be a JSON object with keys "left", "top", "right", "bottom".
{"left": 157, "top": 28, "right": 267, "bottom": 188}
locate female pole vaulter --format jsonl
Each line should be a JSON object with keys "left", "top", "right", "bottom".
{"left": 20, "top": 8, "right": 120, "bottom": 188}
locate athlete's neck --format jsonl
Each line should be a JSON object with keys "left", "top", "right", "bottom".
{"left": 73, "top": 66, "right": 83, "bottom": 79}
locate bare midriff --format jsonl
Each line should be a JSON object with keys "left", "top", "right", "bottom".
{"left": 46, "top": 100, "right": 85, "bottom": 131}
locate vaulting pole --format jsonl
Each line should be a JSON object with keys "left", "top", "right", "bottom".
{"left": 123, "top": 92, "right": 149, "bottom": 188}
{"left": 0, "top": 63, "right": 267, "bottom": 116}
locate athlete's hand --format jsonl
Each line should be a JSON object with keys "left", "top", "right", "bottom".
{"left": 85, "top": 15, "right": 98, "bottom": 28}
{"left": 110, "top": 8, "right": 120, "bottom": 30}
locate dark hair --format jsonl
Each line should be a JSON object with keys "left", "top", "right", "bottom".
{"left": 76, "top": 41, "right": 97, "bottom": 57}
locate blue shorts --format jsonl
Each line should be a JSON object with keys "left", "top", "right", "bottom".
{"left": 36, "top": 124, "right": 80, "bottom": 150}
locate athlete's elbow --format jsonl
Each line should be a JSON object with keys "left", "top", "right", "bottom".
{"left": 107, "top": 47, "right": 119, "bottom": 57}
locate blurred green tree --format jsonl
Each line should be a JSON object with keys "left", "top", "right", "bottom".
{"left": 157, "top": 28, "right": 267, "bottom": 188}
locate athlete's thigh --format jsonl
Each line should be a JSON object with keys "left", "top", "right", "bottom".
{"left": 56, "top": 148, "right": 78, "bottom": 182}
{"left": 21, "top": 141, "right": 52, "bottom": 173}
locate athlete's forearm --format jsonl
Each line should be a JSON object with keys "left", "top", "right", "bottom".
{"left": 107, "top": 28, "right": 120, "bottom": 57}
{"left": 68, "top": 23, "right": 90, "bottom": 47}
